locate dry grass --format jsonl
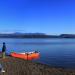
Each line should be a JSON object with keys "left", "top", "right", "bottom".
{"left": 0, "top": 56, "right": 75, "bottom": 75}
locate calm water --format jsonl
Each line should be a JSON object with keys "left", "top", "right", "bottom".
{"left": 0, "top": 38, "right": 75, "bottom": 69}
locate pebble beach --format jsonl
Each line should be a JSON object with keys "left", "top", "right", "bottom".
{"left": 0, "top": 56, "right": 74, "bottom": 75}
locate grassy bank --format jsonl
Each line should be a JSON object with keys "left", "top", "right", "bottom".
{"left": 0, "top": 56, "right": 75, "bottom": 75}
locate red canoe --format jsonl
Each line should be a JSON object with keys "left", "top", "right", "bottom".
{"left": 11, "top": 51, "right": 40, "bottom": 60}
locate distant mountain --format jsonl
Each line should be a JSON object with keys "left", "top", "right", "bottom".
{"left": 60, "top": 34, "right": 75, "bottom": 38}
{"left": 0, "top": 33, "right": 75, "bottom": 38}
{"left": 0, "top": 33, "right": 58, "bottom": 38}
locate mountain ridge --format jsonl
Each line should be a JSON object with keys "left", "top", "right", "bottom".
{"left": 0, "top": 33, "right": 74, "bottom": 38}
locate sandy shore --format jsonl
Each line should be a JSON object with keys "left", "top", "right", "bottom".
{"left": 0, "top": 56, "right": 75, "bottom": 75}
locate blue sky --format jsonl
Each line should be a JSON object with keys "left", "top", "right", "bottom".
{"left": 0, "top": 0, "right": 74, "bottom": 34}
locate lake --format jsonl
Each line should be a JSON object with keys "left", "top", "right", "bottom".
{"left": 0, "top": 38, "right": 75, "bottom": 69}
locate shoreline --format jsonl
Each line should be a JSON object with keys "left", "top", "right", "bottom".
{"left": 0, "top": 56, "right": 75, "bottom": 75}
